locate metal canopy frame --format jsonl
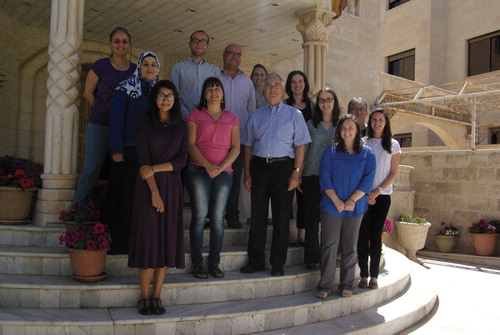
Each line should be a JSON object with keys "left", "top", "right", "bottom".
{"left": 379, "top": 74, "right": 500, "bottom": 149}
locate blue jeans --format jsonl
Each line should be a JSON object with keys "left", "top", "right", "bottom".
{"left": 186, "top": 164, "right": 233, "bottom": 268}
{"left": 73, "top": 123, "right": 109, "bottom": 206}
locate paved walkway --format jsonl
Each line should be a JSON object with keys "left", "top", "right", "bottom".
{"left": 400, "top": 257, "right": 500, "bottom": 334}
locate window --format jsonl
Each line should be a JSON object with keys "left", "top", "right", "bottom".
{"left": 490, "top": 127, "right": 500, "bottom": 144}
{"left": 468, "top": 30, "right": 500, "bottom": 76}
{"left": 388, "top": 49, "right": 415, "bottom": 80}
{"left": 388, "top": 0, "right": 411, "bottom": 9}
{"left": 394, "top": 133, "right": 412, "bottom": 148}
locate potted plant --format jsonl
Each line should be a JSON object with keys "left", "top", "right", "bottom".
{"left": 59, "top": 222, "right": 111, "bottom": 282}
{"left": 0, "top": 155, "right": 43, "bottom": 222}
{"left": 396, "top": 213, "right": 431, "bottom": 264}
{"left": 59, "top": 202, "right": 101, "bottom": 233}
{"left": 435, "top": 222, "right": 460, "bottom": 253}
{"left": 468, "top": 219, "right": 497, "bottom": 256}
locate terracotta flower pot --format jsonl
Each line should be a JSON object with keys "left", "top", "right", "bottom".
{"left": 396, "top": 221, "right": 431, "bottom": 264}
{"left": 435, "top": 235, "right": 456, "bottom": 253}
{"left": 470, "top": 233, "right": 497, "bottom": 256}
{"left": 67, "top": 248, "right": 108, "bottom": 282}
{"left": 0, "top": 186, "right": 37, "bottom": 222}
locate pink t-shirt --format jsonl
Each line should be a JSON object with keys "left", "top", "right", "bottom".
{"left": 187, "top": 108, "right": 239, "bottom": 172}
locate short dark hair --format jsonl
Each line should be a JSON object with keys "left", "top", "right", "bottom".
{"left": 197, "top": 77, "right": 225, "bottom": 110}
{"left": 285, "top": 70, "right": 310, "bottom": 105}
{"left": 347, "top": 97, "right": 368, "bottom": 113}
{"left": 190, "top": 30, "right": 209, "bottom": 44}
{"left": 312, "top": 87, "right": 341, "bottom": 128}
{"left": 251, "top": 64, "right": 268, "bottom": 77}
{"left": 333, "top": 114, "right": 363, "bottom": 153}
{"left": 109, "top": 27, "right": 131, "bottom": 43}
{"left": 367, "top": 108, "right": 393, "bottom": 153}
{"left": 149, "top": 80, "right": 182, "bottom": 126}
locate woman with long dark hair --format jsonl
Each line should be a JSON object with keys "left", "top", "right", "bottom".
{"left": 357, "top": 108, "right": 401, "bottom": 290}
{"left": 316, "top": 114, "right": 375, "bottom": 299}
{"left": 129, "top": 80, "right": 188, "bottom": 315}
{"left": 186, "top": 77, "right": 240, "bottom": 279}
{"left": 301, "top": 88, "right": 340, "bottom": 270}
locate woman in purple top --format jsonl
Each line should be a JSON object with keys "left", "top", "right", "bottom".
{"left": 72, "top": 27, "right": 136, "bottom": 206}
{"left": 186, "top": 77, "right": 240, "bottom": 279}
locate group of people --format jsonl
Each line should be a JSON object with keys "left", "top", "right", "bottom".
{"left": 73, "top": 27, "right": 401, "bottom": 315}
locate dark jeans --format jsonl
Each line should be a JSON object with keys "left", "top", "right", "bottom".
{"left": 225, "top": 145, "right": 244, "bottom": 223}
{"left": 357, "top": 194, "right": 391, "bottom": 278}
{"left": 301, "top": 175, "right": 321, "bottom": 264}
{"left": 247, "top": 156, "right": 294, "bottom": 270}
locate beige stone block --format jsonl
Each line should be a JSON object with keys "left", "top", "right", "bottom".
{"left": 452, "top": 210, "right": 481, "bottom": 226}
{"left": 496, "top": 169, "right": 500, "bottom": 181}
{"left": 488, "top": 152, "right": 500, "bottom": 167}
{"left": 431, "top": 182, "right": 462, "bottom": 195}
{"left": 442, "top": 168, "right": 478, "bottom": 182}
{"left": 497, "top": 199, "right": 500, "bottom": 212}
{"left": 414, "top": 194, "right": 440, "bottom": 209}
{"left": 478, "top": 168, "right": 495, "bottom": 182}
{"left": 471, "top": 153, "right": 490, "bottom": 165}
{"left": 414, "top": 168, "right": 442, "bottom": 181}
{"left": 444, "top": 153, "right": 472, "bottom": 168}
{"left": 466, "top": 197, "right": 497, "bottom": 211}
{"left": 466, "top": 183, "right": 492, "bottom": 196}
{"left": 38, "top": 188, "right": 75, "bottom": 201}
{"left": 413, "top": 181, "right": 434, "bottom": 194}
{"left": 410, "top": 155, "right": 433, "bottom": 168}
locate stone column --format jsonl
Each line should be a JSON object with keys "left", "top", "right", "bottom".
{"left": 296, "top": 5, "right": 337, "bottom": 95}
{"left": 34, "top": 0, "right": 84, "bottom": 226}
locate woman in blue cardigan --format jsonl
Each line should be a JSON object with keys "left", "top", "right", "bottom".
{"left": 316, "top": 114, "right": 376, "bottom": 299}
{"left": 106, "top": 51, "right": 160, "bottom": 254}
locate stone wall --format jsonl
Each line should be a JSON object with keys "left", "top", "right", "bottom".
{"left": 400, "top": 149, "right": 500, "bottom": 254}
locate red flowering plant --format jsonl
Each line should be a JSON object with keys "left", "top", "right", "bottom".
{"left": 59, "top": 202, "right": 101, "bottom": 223}
{"left": 382, "top": 219, "right": 393, "bottom": 233}
{"left": 59, "top": 222, "right": 111, "bottom": 251}
{"left": 468, "top": 219, "right": 497, "bottom": 234}
{"left": 0, "top": 155, "right": 43, "bottom": 189}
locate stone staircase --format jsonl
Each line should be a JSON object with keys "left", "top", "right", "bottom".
{"left": 0, "top": 210, "right": 438, "bottom": 335}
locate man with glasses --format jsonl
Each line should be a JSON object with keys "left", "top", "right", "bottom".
{"left": 170, "top": 30, "right": 221, "bottom": 120}
{"left": 347, "top": 97, "right": 369, "bottom": 136}
{"left": 220, "top": 44, "right": 256, "bottom": 229}
{"left": 240, "top": 73, "right": 311, "bottom": 276}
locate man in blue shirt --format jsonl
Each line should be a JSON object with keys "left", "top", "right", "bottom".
{"left": 240, "top": 73, "right": 311, "bottom": 276}
{"left": 221, "top": 44, "right": 256, "bottom": 229}
{"left": 170, "top": 30, "right": 221, "bottom": 120}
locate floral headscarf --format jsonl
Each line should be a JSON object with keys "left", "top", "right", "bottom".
{"left": 115, "top": 51, "right": 160, "bottom": 98}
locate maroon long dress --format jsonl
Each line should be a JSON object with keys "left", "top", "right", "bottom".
{"left": 128, "top": 118, "right": 188, "bottom": 269}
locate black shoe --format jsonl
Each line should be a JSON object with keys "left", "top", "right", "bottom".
{"left": 227, "top": 220, "right": 242, "bottom": 228}
{"left": 271, "top": 268, "right": 284, "bottom": 276}
{"left": 305, "top": 263, "right": 318, "bottom": 270}
{"left": 137, "top": 298, "right": 151, "bottom": 315}
{"left": 240, "top": 264, "right": 265, "bottom": 273}
{"left": 150, "top": 298, "right": 166, "bottom": 315}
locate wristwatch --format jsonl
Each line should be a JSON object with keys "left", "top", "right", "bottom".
{"left": 378, "top": 187, "right": 384, "bottom": 193}
{"left": 293, "top": 167, "right": 301, "bottom": 172}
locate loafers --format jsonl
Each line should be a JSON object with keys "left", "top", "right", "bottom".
{"left": 240, "top": 264, "right": 265, "bottom": 273}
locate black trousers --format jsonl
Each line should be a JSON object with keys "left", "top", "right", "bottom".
{"left": 301, "top": 175, "right": 321, "bottom": 264}
{"left": 247, "top": 157, "right": 294, "bottom": 269}
{"left": 357, "top": 194, "right": 391, "bottom": 278}
{"left": 225, "top": 145, "right": 244, "bottom": 222}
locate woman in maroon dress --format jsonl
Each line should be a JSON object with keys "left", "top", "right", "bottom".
{"left": 128, "top": 80, "right": 188, "bottom": 315}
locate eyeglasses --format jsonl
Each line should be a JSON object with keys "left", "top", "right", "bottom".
{"left": 318, "top": 97, "right": 334, "bottom": 104}
{"left": 225, "top": 51, "right": 242, "bottom": 58}
{"left": 191, "top": 38, "right": 208, "bottom": 45}
{"left": 265, "top": 83, "right": 281, "bottom": 90}
{"left": 349, "top": 107, "right": 366, "bottom": 112}
{"left": 157, "top": 93, "right": 175, "bottom": 101}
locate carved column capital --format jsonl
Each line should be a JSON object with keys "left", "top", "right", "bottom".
{"left": 296, "top": 5, "right": 336, "bottom": 43}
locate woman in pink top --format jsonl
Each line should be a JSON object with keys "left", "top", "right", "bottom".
{"left": 186, "top": 77, "right": 240, "bottom": 279}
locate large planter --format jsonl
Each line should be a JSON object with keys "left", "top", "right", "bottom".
{"left": 435, "top": 235, "right": 456, "bottom": 253}
{"left": 470, "top": 233, "right": 497, "bottom": 256}
{"left": 67, "top": 248, "right": 108, "bottom": 282}
{"left": 396, "top": 221, "right": 431, "bottom": 264}
{"left": 0, "top": 186, "right": 37, "bottom": 223}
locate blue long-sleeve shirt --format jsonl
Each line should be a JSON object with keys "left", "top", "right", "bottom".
{"left": 109, "top": 85, "right": 150, "bottom": 155}
{"left": 319, "top": 145, "right": 376, "bottom": 218}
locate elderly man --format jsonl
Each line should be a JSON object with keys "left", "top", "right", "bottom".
{"left": 240, "top": 73, "right": 311, "bottom": 276}
{"left": 220, "top": 44, "right": 256, "bottom": 228}
{"left": 347, "top": 97, "right": 369, "bottom": 136}
{"left": 170, "top": 30, "right": 221, "bottom": 120}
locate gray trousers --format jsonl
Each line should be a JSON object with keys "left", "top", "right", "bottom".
{"left": 317, "top": 212, "right": 363, "bottom": 292}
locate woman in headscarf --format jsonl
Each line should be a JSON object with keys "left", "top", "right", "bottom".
{"left": 106, "top": 51, "right": 160, "bottom": 254}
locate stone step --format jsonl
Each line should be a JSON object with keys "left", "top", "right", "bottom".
{"left": 0, "top": 264, "right": 319, "bottom": 309}
{"left": 0, "top": 222, "right": 257, "bottom": 248}
{"left": 0, "top": 248, "right": 415, "bottom": 335}
{"left": 0, "top": 244, "right": 304, "bottom": 276}
{"left": 257, "top": 255, "right": 438, "bottom": 335}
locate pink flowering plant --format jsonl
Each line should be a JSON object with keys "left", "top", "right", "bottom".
{"left": 0, "top": 155, "right": 43, "bottom": 189}
{"left": 59, "top": 202, "right": 101, "bottom": 224}
{"left": 59, "top": 222, "right": 111, "bottom": 251}
{"left": 383, "top": 219, "right": 393, "bottom": 233}
{"left": 468, "top": 219, "right": 497, "bottom": 234}
{"left": 438, "top": 222, "right": 460, "bottom": 237}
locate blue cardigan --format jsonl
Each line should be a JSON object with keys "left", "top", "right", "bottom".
{"left": 319, "top": 145, "right": 376, "bottom": 218}
{"left": 109, "top": 85, "right": 150, "bottom": 155}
